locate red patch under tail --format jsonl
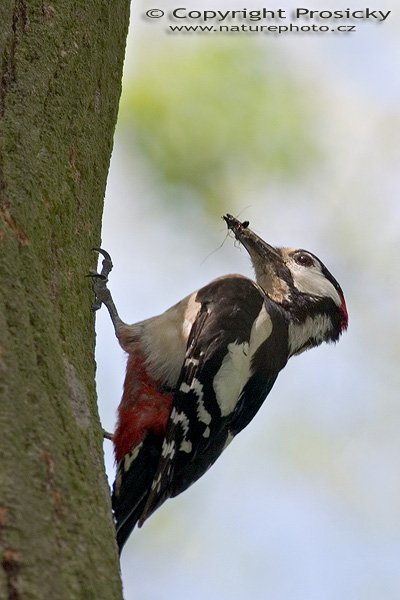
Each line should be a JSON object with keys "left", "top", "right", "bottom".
{"left": 113, "top": 352, "right": 173, "bottom": 464}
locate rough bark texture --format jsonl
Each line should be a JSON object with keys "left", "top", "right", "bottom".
{"left": 0, "top": 1, "right": 130, "bottom": 598}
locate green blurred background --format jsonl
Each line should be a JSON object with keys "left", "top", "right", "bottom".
{"left": 96, "top": 1, "right": 400, "bottom": 598}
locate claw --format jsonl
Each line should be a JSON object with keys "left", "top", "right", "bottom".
{"left": 88, "top": 248, "right": 126, "bottom": 339}
{"left": 92, "top": 247, "right": 112, "bottom": 262}
{"left": 91, "top": 247, "right": 113, "bottom": 282}
{"left": 89, "top": 249, "right": 114, "bottom": 311}
{"left": 87, "top": 248, "right": 125, "bottom": 328}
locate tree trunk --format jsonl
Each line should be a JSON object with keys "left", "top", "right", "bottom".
{"left": 0, "top": 1, "right": 129, "bottom": 598}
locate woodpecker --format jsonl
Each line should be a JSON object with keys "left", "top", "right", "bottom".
{"left": 91, "top": 215, "right": 348, "bottom": 553}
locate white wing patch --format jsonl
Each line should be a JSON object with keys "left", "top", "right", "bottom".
{"left": 170, "top": 407, "right": 193, "bottom": 453}
{"left": 213, "top": 305, "right": 273, "bottom": 417}
{"left": 180, "top": 378, "right": 212, "bottom": 438}
{"left": 161, "top": 440, "right": 176, "bottom": 460}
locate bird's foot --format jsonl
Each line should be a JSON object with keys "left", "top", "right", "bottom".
{"left": 88, "top": 248, "right": 114, "bottom": 311}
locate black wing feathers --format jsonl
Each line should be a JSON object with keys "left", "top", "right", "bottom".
{"left": 139, "top": 276, "right": 288, "bottom": 524}
{"left": 230, "top": 310, "right": 288, "bottom": 436}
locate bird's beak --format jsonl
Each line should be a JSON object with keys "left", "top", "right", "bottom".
{"left": 223, "top": 214, "right": 289, "bottom": 303}
{"left": 223, "top": 214, "right": 280, "bottom": 261}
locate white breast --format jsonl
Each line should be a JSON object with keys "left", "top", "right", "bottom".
{"left": 138, "top": 293, "right": 201, "bottom": 388}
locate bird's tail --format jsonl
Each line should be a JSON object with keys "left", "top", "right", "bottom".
{"left": 112, "top": 434, "right": 162, "bottom": 553}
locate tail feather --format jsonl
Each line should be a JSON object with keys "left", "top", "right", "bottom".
{"left": 115, "top": 497, "right": 148, "bottom": 553}
{"left": 112, "top": 434, "right": 162, "bottom": 553}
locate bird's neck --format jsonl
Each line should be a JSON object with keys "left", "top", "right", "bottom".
{"left": 287, "top": 312, "right": 333, "bottom": 356}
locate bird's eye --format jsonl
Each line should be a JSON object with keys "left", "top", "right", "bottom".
{"left": 294, "top": 253, "right": 314, "bottom": 267}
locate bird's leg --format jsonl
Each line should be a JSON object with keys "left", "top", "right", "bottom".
{"left": 88, "top": 248, "right": 127, "bottom": 338}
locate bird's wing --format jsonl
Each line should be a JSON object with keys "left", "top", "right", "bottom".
{"left": 139, "top": 276, "right": 289, "bottom": 525}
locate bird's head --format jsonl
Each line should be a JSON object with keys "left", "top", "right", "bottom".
{"left": 224, "top": 214, "right": 348, "bottom": 349}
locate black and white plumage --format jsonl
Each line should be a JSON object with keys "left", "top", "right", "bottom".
{"left": 91, "top": 215, "right": 348, "bottom": 552}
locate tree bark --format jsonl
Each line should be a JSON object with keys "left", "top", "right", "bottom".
{"left": 0, "top": 1, "right": 129, "bottom": 598}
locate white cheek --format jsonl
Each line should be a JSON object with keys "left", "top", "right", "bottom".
{"left": 292, "top": 265, "right": 341, "bottom": 306}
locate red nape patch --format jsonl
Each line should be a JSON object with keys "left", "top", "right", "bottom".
{"left": 113, "top": 352, "right": 173, "bottom": 464}
{"left": 340, "top": 295, "right": 349, "bottom": 331}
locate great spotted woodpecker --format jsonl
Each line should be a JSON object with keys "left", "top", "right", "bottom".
{"left": 91, "top": 215, "right": 348, "bottom": 553}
